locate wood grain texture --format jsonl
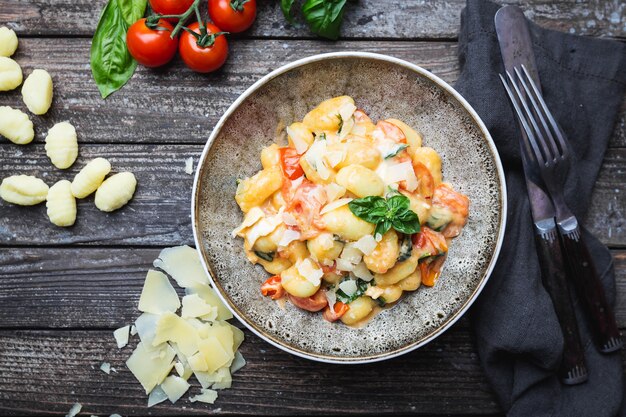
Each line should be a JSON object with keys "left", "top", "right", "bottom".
{"left": 2, "top": 0, "right": 625, "bottom": 39}
{"left": 1, "top": 38, "right": 624, "bottom": 147}
{"left": 0, "top": 144, "right": 624, "bottom": 247}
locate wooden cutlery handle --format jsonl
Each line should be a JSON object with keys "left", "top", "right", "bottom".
{"left": 534, "top": 227, "right": 588, "bottom": 384}
{"left": 560, "top": 226, "right": 622, "bottom": 353}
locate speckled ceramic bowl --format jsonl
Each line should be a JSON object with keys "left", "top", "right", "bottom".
{"left": 192, "top": 52, "right": 506, "bottom": 364}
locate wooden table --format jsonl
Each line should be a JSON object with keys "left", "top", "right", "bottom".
{"left": 0, "top": 1, "right": 624, "bottom": 415}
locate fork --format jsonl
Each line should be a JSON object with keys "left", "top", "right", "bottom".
{"left": 501, "top": 65, "right": 622, "bottom": 353}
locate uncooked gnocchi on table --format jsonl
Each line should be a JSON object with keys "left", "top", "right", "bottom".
{"left": 0, "top": 106, "right": 34, "bottom": 144}
{"left": 233, "top": 95, "right": 470, "bottom": 326}
{"left": 0, "top": 175, "right": 48, "bottom": 205}
{"left": 22, "top": 69, "right": 53, "bottom": 115}
{"left": 95, "top": 172, "right": 137, "bottom": 212}
{"left": 0, "top": 56, "right": 22, "bottom": 91}
{"left": 71, "top": 157, "right": 111, "bottom": 198}
{"left": 45, "top": 121, "right": 78, "bottom": 169}
{"left": 46, "top": 180, "right": 76, "bottom": 227}
{"left": 0, "top": 27, "right": 18, "bottom": 57}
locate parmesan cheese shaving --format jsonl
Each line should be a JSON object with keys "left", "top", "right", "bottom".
{"left": 147, "top": 385, "right": 168, "bottom": 407}
{"left": 134, "top": 313, "right": 160, "bottom": 351}
{"left": 325, "top": 287, "right": 337, "bottom": 310}
{"left": 245, "top": 215, "right": 282, "bottom": 248}
{"left": 304, "top": 139, "right": 330, "bottom": 180}
{"left": 281, "top": 211, "right": 298, "bottom": 226}
{"left": 186, "top": 283, "right": 233, "bottom": 321}
{"left": 130, "top": 325, "right": 137, "bottom": 336}
{"left": 376, "top": 160, "right": 418, "bottom": 192}
{"left": 153, "top": 245, "right": 207, "bottom": 288}
{"left": 230, "top": 351, "right": 246, "bottom": 374}
{"left": 339, "top": 279, "right": 358, "bottom": 296}
{"left": 161, "top": 375, "right": 190, "bottom": 403}
{"left": 100, "top": 362, "right": 112, "bottom": 374}
{"left": 365, "top": 286, "right": 385, "bottom": 299}
{"left": 199, "top": 336, "right": 232, "bottom": 374}
{"left": 296, "top": 258, "right": 323, "bottom": 287}
{"left": 181, "top": 294, "right": 217, "bottom": 319}
{"left": 286, "top": 125, "right": 310, "bottom": 154}
{"left": 338, "top": 116, "right": 355, "bottom": 139}
{"left": 174, "top": 362, "right": 185, "bottom": 377}
{"left": 184, "top": 157, "right": 194, "bottom": 175}
{"left": 335, "top": 258, "right": 355, "bottom": 272}
{"left": 351, "top": 124, "right": 367, "bottom": 136}
{"left": 340, "top": 243, "right": 363, "bottom": 264}
{"left": 352, "top": 262, "right": 374, "bottom": 281}
{"left": 113, "top": 325, "right": 130, "bottom": 349}
{"left": 324, "top": 183, "right": 346, "bottom": 202}
{"left": 211, "top": 367, "right": 233, "bottom": 390}
{"left": 190, "top": 389, "right": 218, "bottom": 404}
{"left": 153, "top": 312, "right": 200, "bottom": 357}
{"left": 278, "top": 229, "right": 301, "bottom": 247}
{"left": 320, "top": 198, "right": 352, "bottom": 215}
{"left": 66, "top": 403, "right": 82, "bottom": 417}
{"left": 354, "top": 235, "right": 377, "bottom": 255}
{"left": 231, "top": 206, "right": 264, "bottom": 237}
{"left": 325, "top": 150, "right": 344, "bottom": 168}
{"left": 126, "top": 342, "right": 175, "bottom": 394}
{"left": 138, "top": 270, "right": 180, "bottom": 314}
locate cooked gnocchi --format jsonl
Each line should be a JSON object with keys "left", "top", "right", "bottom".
{"left": 0, "top": 106, "right": 34, "bottom": 144}
{"left": 0, "top": 175, "right": 48, "bottom": 205}
{"left": 22, "top": 69, "right": 53, "bottom": 115}
{"left": 46, "top": 180, "right": 76, "bottom": 227}
{"left": 45, "top": 121, "right": 78, "bottom": 169}
{"left": 0, "top": 27, "right": 18, "bottom": 57}
{"left": 71, "top": 157, "right": 111, "bottom": 198}
{"left": 233, "top": 96, "right": 470, "bottom": 326}
{"left": 95, "top": 171, "right": 137, "bottom": 212}
{"left": 0, "top": 56, "right": 22, "bottom": 91}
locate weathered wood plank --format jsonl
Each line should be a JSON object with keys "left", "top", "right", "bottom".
{"left": 1, "top": 38, "right": 623, "bottom": 147}
{"left": 0, "top": 326, "right": 501, "bottom": 416}
{"left": 2, "top": 0, "right": 624, "bottom": 39}
{"left": 1, "top": 248, "right": 624, "bottom": 329}
{"left": 0, "top": 145, "right": 624, "bottom": 246}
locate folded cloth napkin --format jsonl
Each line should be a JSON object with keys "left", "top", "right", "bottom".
{"left": 454, "top": 0, "right": 626, "bottom": 415}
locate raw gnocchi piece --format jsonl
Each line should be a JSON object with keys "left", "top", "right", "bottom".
{"left": 95, "top": 172, "right": 137, "bottom": 212}
{"left": 46, "top": 180, "right": 76, "bottom": 227}
{"left": 45, "top": 122, "right": 78, "bottom": 169}
{"left": 0, "top": 106, "right": 34, "bottom": 144}
{"left": 22, "top": 69, "right": 53, "bottom": 115}
{"left": 0, "top": 175, "right": 48, "bottom": 205}
{"left": 0, "top": 27, "right": 18, "bottom": 57}
{"left": 0, "top": 57, "right": 22, "bottom": 91}
{"left": 71, "top": 157, "right": 111, "bottom": 198}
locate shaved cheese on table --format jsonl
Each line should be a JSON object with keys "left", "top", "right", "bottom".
{"left": 188, "top": 352, "right": 209, "bottom": 372}
{"left": 100, "top": 362, "right": 112, "bottom": 374}
{"left": 138, "top": 270, "right": 180, "bottom": 314}
{"left": 147, "top": 385, "right": 168, "bottom": 407}
{"left": 199, "top": 336, "right": 232, "bottom": 374}
{"left": 161, "top": 375, "right": 190, "bottom": 403}
{"left": 184, "top": 157, "right": 194, "bottom": 175}
{"left": 186, "top": 283, "right": 232, "bottom": 320}
{"left": 130, "top": 324, "right": 137, "bottom": 335}
{"left": 230, "top": 351, "right": 246, "bottom": 374}
{"left": 134, "top": 313, "right": 160, "bottom": 351}
{"left": 174, "top": 362, "right": 185, "bottom": 377}
{"left": 231, "top": 206, "right": 264, "bottom": 237}
{"left": 126, "top": 342, "right": 175, "bottom": 394}
{"left": 113, "top": 325, "right": 130, "bottom": 348}
{"left": 189, "top": 389, "right": 218, "bottom": 404}
{"left": 153, "top": 311, "right": 200, "bottom": 357}
{"left": 65, "top": 403, "right": 81, "bottom": 417}
{"left": 354, "top": 235, "right": 377, "bottom": 255}
{"left": 194, "top": 370, "right": 222, "bottom": 389}
{"left": 181, "top": 294, "right": 217, "bottom": 319}
{"left": 211, "top": 367, "right": 233, "bottom": 390}
{"left": 153, "top": 245, "right": 206, "bottom": 288}
{"left": 320, "top": 198, "right": 352, "bottom": 215}
{"left": 296, "top": 258, "right": 323, "bottom": 287}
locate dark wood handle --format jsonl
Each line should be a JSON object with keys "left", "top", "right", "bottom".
{"left": 560, "top": 226, "right": 622, "bottom": 353}
{"left": 534, "top": 229, "right": 588, "bottom": 384}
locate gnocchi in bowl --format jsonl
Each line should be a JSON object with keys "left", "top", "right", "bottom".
{"left": 232, "top": 95, "right": 470, "bottom": 326}
{"left": 193, "top": 52, "right": 506, "bottom": 363}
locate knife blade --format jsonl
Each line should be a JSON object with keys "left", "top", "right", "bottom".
{"left": 495, "top": 5, "right": 588, "bottom": 385}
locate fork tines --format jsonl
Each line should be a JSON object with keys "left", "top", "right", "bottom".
{"left": 499, "top": 66, "right": 569, "bottom": 168}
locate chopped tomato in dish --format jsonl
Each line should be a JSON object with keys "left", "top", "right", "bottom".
{"left": 375, "top": 120, "right": 407, "bottom": 143}
{"left": 432, "top": 183, "right": 470, "bottom": 238}
{"left": 279, "top": 147, "right": 304, "bottom": 180}
{"left": 323, "top": 301, "right": 349, "bottom": 322}
{"left": 354, "top": 109, "right": 372, "bottom": 123}
{"left": 261, "top": 275, "right": 284, "bottom": 300}
{"left": 284, "top": 179, "right": 326, "bottom": 239}
{"left": 288, "top": 290, "right": 328, "bottom": 312}
{"left": 412, "top": 161, "right": 435, "bottom": 199}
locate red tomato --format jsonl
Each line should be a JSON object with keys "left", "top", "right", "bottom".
{"left": 126, "top": 19, "right": 178, "bottom": 67}
{"left": 208, "top": 0, "right": 257, "bottom": 33}
{"left": 284, "top": 179, "right": 325, "bottom": 239}
{"left": 375, "top": 120, "right": 407, "bottom": 143}
{"left": 261, "top": 275, "right": 284, "bottom": 300}
{"left": 288, "top": 290, "right": 328, "bottom": 312}
{"left": 179, "top": 22, "right": 228, "bottom": 73}
{"left": 323, "top": 301, "right": 349, "bottom": 322}
{"left": 410, "top": 161, "right": 434, "bottom": 199}
{"left": 149, "top": 0, "right": 194, "bottom": 22}
{"left": 279, "top": 147, "right": 304, "bottom": 180}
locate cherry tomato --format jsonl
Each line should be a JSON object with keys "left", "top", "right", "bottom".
{"left": 126, "top": 18, "right": 177, "bottom": 68}
{"left": 179, "top": 22, "right": 228, "bottom": 73}
{"left": 288, "top": 290, "right": 328, "bottom": 312}
{"left": 261, "top": 275, "right": 284, "bottom": 300}
{"left": 279, "top": 147, "right": 304, "bottom": 180}
{"left": 323, "top": 301, "right": 349, "bottom": 322}
{"left": 208, "top": 0, "right": 256, "bottom": 33}
{"left": 149, "top": 0, "right": 194, "bottom": 22}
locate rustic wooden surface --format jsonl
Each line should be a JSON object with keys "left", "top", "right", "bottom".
{"left": 0, "top": 0, "right": 624, "bottom": 415}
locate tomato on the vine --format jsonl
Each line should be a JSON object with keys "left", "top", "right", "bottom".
{"left": 126, "top": 18, "right": 178, "bottom": 68}
{"left": 208, "top": 0, "right": 256, "bottom": 33}
{"left": 179, "top": 22, "right": 228, "bottom": 73}
{"left": 149, "top": 0, "right": 195, "bottom": 18}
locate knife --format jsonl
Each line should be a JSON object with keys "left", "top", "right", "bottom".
{"left": 495, "top": 5, "right": 588, "bottom": 385}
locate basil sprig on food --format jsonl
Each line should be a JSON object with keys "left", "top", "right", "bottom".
{"left": 349, "top": 194, "right": 420, "bottom": 239}
{"left": 335, "top": 278, "right": 368, "bottom": 304}
{"left": 91, "top": 0, "right": 147, "bottom": 98}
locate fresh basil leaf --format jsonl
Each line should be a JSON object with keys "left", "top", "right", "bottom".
{"left": 335, "top": 278, "right": 369, "bottom": 304}
{"left": 117, "top": 0, "right": 147, "bottom": 26}
{"left": 386, "top": 194, "right": 410, "bottom": 213}
{"left": 90, "top": 0, "right": 138, "bottom": 98}
{"left": 281, "top": 0, "right": 296, "bottom": 23}
{"left": 376, "top": 296, "right": 387, "bottom": 307}
{"left": 348, "top": 196, "right": 385, "bottom": 223}
{"left": 337, "top": 113, "right": 344, "bottom": 133}
{"left": 254, "top": 251, "right": 275, "bottom": 262}
{"left": 384, "top": 144, "right": 409, "bottom": 159}
{"left": 374, "top": 220, "right": 392, "bottom": 240}
{"left": 302, "top": 0, "right": 348, "bottom": 40}
{"left": 391, "top": 210, "right": 420, "bottom": 235}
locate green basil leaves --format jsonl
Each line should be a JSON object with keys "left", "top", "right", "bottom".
{"left": 281, "top": 0, "right": 348, "bottom": 40}
{"left": 90, "top": 0, "right": 147, "bottom": 98}
{"left": 349, "top": 194, "right": 421, "bottom": 239}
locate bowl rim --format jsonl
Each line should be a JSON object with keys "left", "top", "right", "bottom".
{"left": 192, "top": 51, "right": 507, "bottom": 364}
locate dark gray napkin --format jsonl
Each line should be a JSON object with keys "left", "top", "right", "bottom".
{"left": 454, "top": 0, "right": 626, "bottom": 415}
